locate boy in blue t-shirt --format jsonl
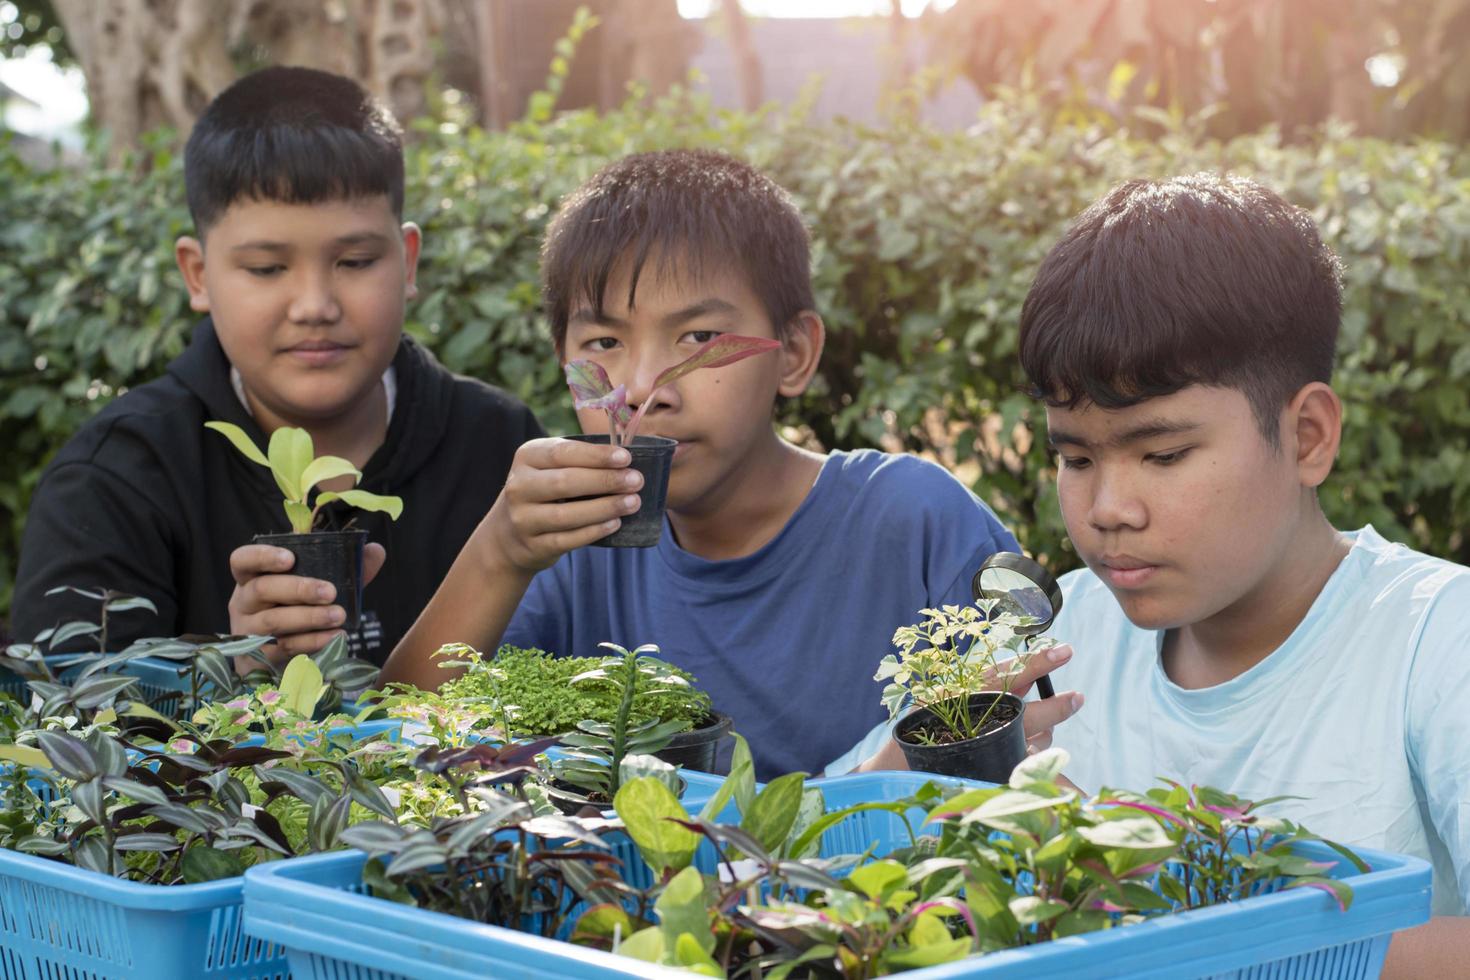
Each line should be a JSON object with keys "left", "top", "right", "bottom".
{"left": 381, "top": 150, "right": 1081, "bottom": 778}
{"left": 1009, "top": 174, "right": 1467, "bottom": 974}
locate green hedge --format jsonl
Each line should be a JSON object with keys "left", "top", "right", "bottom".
{"left": 4, "top": 92, "right": 1469, "bottom": 624}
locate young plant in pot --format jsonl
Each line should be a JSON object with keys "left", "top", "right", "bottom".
{"left": 875, "top": 601, "right": 1042, "bottom": 783}
{"left": 563, "top": 333, "right": 780, "bottom": 547}
{"left": 205, "top": 422, "right": 403, "bottom": 629}
{"left": 548, "top": 642, "right": 694, "bottom": 813}
{"left": 441, "top": 643, "right": 731, "bottom": 773}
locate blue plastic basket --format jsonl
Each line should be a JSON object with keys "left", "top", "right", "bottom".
{"left": 0, "top": 720, "right": 412, "bottom": 978}
{"left": 244, "top": 849, "right": 685, "bottom": 980}
{"left": 0, "top": 655, "right": 197, "bottom": 720}
{"left": 244, "top": 771, "right": 1431, "bottom": 980}
{"left": 0, "top": 847, "right": 287, "bottom": 979}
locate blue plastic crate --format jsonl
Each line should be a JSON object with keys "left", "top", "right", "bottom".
{"left": 0, "top": 655, "right": 198, "bottom": 720}
{"left": 245, "top": 848, "right": 686, "bottom": 980}
{"left": 245, "top": 772, "right": 1431, "bottom": 980}
{"left": 0, "top": 847, "right": 287, "bottom": 979}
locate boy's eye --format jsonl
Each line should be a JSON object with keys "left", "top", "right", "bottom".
{"left": 584, "top": 337, "right": 620, "bottom": 353}
{"left": 1058, "top": 455, "right": 1091, "bottom": 471}
{"left": 680, "top": 329, "right": 722, "bottom": 345}
{"left": 245, "top": 265, "right": 284, "bottom": 277}
{"left": 339, "top": 256, "right": 379, "bottom": 270}
{"left": 1146, "top": 448, "right": 1192, "bottom": 466}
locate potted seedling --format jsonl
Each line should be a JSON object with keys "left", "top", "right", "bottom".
{"left": 206, "top": 422, "right": 402, "bottom": 629}
{"left": 440, "top": 643, "right": 731, "bottom": 773}
{"left": 563, "top": 333, "right": 781, "bottom": 547}
{"left": 547, "top": 642, "right": 704, "bottom": 812}
{"left": 875, "top": 601, "right": 1037, "bottom": 782}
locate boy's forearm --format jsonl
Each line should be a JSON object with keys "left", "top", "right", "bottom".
{"left": 1384, "top": 916, "right": 1470, "bottom": 978}
{"left": 379, "top": 527, "right": 533, "bottom": 690}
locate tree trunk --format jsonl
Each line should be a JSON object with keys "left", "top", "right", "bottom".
{"left": 53, "top": 0, "right": 235, "bottom": 165}
{"left": 473, "top": 0, "right": 517, "bottom": 128}
{"left": 49, "top": 0, "right": 442, "bottom": 163}
{"left": 721, "top": 0, "right": 762, "bottom": 110}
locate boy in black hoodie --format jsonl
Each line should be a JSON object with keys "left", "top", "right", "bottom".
{"left": 12, "top": 67, "right": 541, "bottom": 664}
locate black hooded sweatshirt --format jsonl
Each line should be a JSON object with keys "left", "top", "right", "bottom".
{"left": 12, "top": 319, "right": 543, "bottom": 663}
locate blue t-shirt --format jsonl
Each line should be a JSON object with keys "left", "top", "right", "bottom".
{"left": 1049, "top": 526, "right": 1470, "bottom": 916}
{"left": 502, "top": 449, "right": 1018, "bottom": 780}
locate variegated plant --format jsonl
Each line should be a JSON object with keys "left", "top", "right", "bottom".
{"left": 205, "top": 422, "right": 403, "bottom": 534}
{"left": 563, "top": 334, "right": 782, "bottom": 448}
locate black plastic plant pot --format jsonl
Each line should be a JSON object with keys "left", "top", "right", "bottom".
{"left": 252, "top": 529, "right": 368, "bottom": 629}
{"left": 549, "top": 775, "right": 689, "bottom": 816}
{"left": 566, "top": 434, "right": 676, "bottom": 548}
{"left": 654, "top": 711, "right": 734, "bottom": 773}
{"left": 894, "top": 692, "right": 1027, "bottom": 783}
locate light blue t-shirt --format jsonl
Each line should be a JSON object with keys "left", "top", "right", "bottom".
{"left": 1049, "top": 526, "right": 1470, "bottom": 916}
{"left": 502, "top": 449, "right": 1018, "bottom": 781}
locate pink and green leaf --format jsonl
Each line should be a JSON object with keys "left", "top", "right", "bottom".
{"left": 564, "top": 360, "right": 632, "bottom": 425}
{"left": 652, "top": 334, "right": 782, "bottom": 388}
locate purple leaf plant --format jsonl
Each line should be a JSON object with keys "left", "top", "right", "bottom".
{"left": 563, "top": 334, "right": 782, "bottom": 448}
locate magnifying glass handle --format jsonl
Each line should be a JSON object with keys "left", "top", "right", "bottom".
{"left": 1036, "top": 676, "right": 1055, "bottom": 699}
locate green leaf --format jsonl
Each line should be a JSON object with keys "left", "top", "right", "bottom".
{"left": 280, "top": 654, "right": 326, "bottom": 717}
{"left": 672, "top": 932, "right": 723, "bottom": 975}
{"left": 847, "top": 859, "right": 907, "bottom": 901}
{"left": 205, "top": 421, "right": 269, "bottom": 467}
{"left": 697, "top": 732, "right": 754, "bottom": 823}
{"left": 1010, "top": 746, "right": 1069, "bottom": 787}
{"left": 615, "top": 926, "right": 666, "bottom": 963}
{"left": 1009, "top": 895, "right": 1069, "bottom": 926}
{"left": 283, "top": 501, "right": 313, "bottom": 534}
{"left": 34, "top": 730, "right": 99, "bottom": 780}
{"left": 182, "top": 846, "right": 245, "bottom": 883}
{"left": 656, "top": 865, "right": 715, "bottom": 955}
{"left": 300, "top": 455, "right": 361, "bottom": 498}
{"left": 1076, "top": 817, "right": 1174, "bottom": 850}
{"left": 741, "top": 771, "right": 806, "bottom": 854}
{"left": 0, "top": 743, "right": 51, "bottom": 768}
{"left": 267, "top": 427, "right": 313, "bottom": 502}
{"left": 614, "top": 776, "right": 699, "bottom": 875}
{"left": 322, "top": 489, "right": 404, "bottom": 521}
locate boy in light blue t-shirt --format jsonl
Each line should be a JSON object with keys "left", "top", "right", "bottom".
{"left": 842, "top": 173, "right": 1468, "bottom": 975}
{"left": 381, "top": 151, "right": 1081, "bottom": 780}
{"left": 1012, "top": 174, "right": 1468, "bottom": 976}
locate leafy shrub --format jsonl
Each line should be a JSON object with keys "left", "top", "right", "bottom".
{"left": 5, "top": 90, "right": 1469, "bottom": 623}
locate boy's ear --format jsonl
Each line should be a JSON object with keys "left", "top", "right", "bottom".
{"left": 777, "top": 310, "right": 825, "bottom": 398}
{"left": 400, "top": 222, "right": 422, "bottom": 300}
{"left": 175, "top": 237, "right": 211, "bottom": 313}
{"left": 1289, "top": 381, "right": 1342, "bottom": 488}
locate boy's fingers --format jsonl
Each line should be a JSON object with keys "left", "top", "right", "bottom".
{"left": 516, "top": 464, "right": 642, "bottom": 504}
{"left": 1022, "top": 690, "right": 1084, "bottom": 742}
{"left": 514, "top": 496, "right": 641, "bottom": 539}
{"left": 995, "top": 643, "right": 1073, "bottom": 696}
{"left": 363, "top": 543, "right": 387, "bottom": 586}
{"left": 271, "top": 629, "right": 348, "bottom": 657}
{"left": 539, "top": 520, "right": 624, "bottom": 555}
{"left": 242, "top": 603, "right": 346, "bottom": 639}
{"left": 522, "top": 437, "right": 632, "bottom": 471}
{"left": 235, "top": 574, "right": 337, "bottom": 614}
{"left": 230, "top": 544, "right": 295, "bottom": 584}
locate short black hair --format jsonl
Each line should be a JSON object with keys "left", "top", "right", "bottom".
{"left": 541, "top": 149, "right": 814, "bottom": 349}
{"left": 184, "top": 66, "right": 404, "bottom": 236}
{"left": 1018, "top": 173, "right": 1343, "bottom": 445}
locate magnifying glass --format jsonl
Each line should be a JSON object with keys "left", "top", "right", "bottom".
{"left": 972, "top": 552, "right": 1063, "bottom": 699}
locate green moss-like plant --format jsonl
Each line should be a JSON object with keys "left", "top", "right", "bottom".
{"left": 442, "top": 645, "right": 712, "bottom": 738}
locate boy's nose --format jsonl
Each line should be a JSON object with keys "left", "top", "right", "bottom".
{"left": 287, "top": 272, "right": 342, "bottom": 325}
{"left": 624, "top": 355, "right": 680, "bottom": 415}
{"left": 1087, "top": 472, "right": 1146, "bottom": 531}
